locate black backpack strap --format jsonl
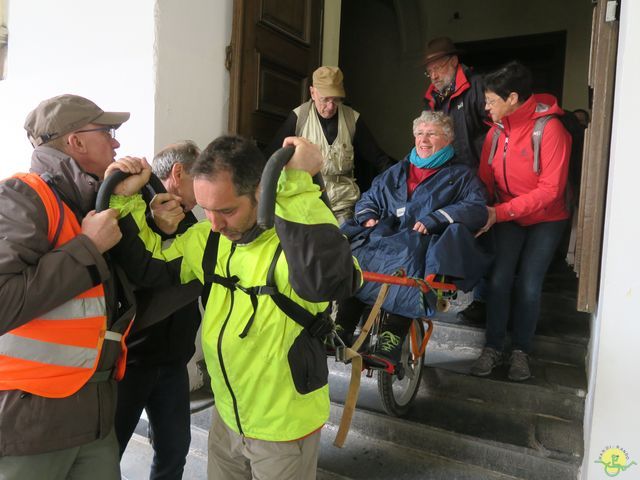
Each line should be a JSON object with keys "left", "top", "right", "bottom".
{"left": 201, "top": 230, "right": 221, "bottom": 309}
{"left": 201, "top": 236, "right": 332, "bottom": 339}
{"left": 265, "top": 245, "right": 333, "bottom": 338}
{"left": 265, "top": 243, "right": 283, "bottom": 288}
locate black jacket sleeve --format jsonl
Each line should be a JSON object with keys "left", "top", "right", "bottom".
{"left": 264, "top": 111, "right": 298, "bottom": 159}
{"left": 272, "top": 171, "right": 361, "bottom": 303}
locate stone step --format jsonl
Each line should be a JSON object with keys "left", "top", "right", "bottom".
{"left": 328, "top": 365, "right": 583, "bottom": 460}
{"left": 327, "top": 401, "right": 581, "bottom": 480}
{"left": 420, "top": 365, "right": 585, "bottom": 422}
{"left": 423, "top": 340, "right": 587, "bottom": 396}
{"left": 319, "top": 420, "right": 522, "bottom": 480}
{"left": 426, "top": 316, "right": 588, "bottom": 368}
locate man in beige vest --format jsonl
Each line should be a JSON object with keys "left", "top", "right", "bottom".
{"left": 266, "top": 66, "right": 393, "bottom": 224}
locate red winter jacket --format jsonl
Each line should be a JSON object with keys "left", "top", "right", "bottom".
{"left": 478, "top": 93, "right": 571, "bottom": 226}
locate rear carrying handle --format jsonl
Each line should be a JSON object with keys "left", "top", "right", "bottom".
{"left": 95, "top": 170, "right": 166, "bottom": 212}
{"left": 257, "top": 146, "right": 330, "bottom": 230}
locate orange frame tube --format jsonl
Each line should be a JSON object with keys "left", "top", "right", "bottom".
{"left": 361, "top": 271, "right": 457, "bottom": 293}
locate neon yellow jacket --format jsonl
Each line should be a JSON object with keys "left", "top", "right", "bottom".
{"left": 111, "top": 169, "right": 361, "bottom": 441}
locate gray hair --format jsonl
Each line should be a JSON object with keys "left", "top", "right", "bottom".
{"left": 412, "top": 111, "right": 455, "bottom": 141}
{"left": 152, "top": 140, "right": 200, "bottom": 180}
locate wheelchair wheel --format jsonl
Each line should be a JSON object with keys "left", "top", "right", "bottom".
{"left": 377, "top": 318, "right": 425, "bottom": 417}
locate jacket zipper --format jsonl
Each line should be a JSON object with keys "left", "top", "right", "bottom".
{"left": 216, "top": 244, "right": 244, "bottom": 435}
{"left": 501, "top": 136, "right": 512, "bottom": 195}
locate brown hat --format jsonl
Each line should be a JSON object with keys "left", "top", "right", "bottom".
{"left": 423, "top": 37, "right": 461, "bottom": 66}
{"left": 312, "top": 66, "right": 346, "bottom": 98}
{"left": 24, "top": 94, "right": 130, "bottom": 147}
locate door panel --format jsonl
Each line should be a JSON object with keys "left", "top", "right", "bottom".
{"left": 262, "top": 0, "right": 309, "bottom": 41}
{"left": 228, "top": 0, "right": 323, "bottom": 149}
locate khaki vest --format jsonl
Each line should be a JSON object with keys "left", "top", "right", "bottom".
{"left": 295, "top": 102, "right": 361, "bottom": 216}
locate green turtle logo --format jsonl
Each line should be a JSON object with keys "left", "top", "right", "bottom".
{"left": 595, "top": 447, "right": 637, "bottom": 477}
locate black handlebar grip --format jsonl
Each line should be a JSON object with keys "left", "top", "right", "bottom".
{"left": 257, "top": 147, "right": 295, "bottom": 230}
{"left": 95, "top": 170, "right": 166, "bottom": 212}
{"left": 257, "top": 147, "right": 331, "bottom": 230}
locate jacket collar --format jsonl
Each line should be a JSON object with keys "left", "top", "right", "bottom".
{"left": 29, "top": 146, "right": 100, "bottom": 216}
{"left": 499, "top": 93, "right": 564, "bottom": 134}
{"left": 425, "top": 64, "right": 472, "bottom": 107}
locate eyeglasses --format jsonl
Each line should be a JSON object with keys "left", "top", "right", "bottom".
{"left": 485, "top": 92, "right": 513, "bottom": 107}
{"left": 424, "top": 57, "right": 451, "bottom": 78}
{"left": 317, "top": 96, "right": 343, "bottom": 106}
{"left": 74, "top": 126, "right": 117, "bottom": 139}
{"left": 414, "top": 131, "right": 445, "bottom": 139}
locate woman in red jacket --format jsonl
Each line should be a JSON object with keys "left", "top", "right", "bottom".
{"left": 472, "top": 61, "right": 571, "bottom": 381}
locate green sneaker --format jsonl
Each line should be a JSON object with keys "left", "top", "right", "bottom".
{"left": 371, "top": 330, "right": 403, "bottom": 365}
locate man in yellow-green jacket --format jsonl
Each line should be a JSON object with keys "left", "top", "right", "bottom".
{"left": 107, "top": 135, "right": 361, "bottom": 480}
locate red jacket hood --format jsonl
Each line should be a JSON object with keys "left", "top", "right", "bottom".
{"left": 498, "top": 93, "right": 565, "bottom": 134}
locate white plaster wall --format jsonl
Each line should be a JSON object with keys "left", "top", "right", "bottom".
{"left": 583, "top": 1, "right": 640, "bottom": 477}
{"left": 154, "top": 0, "right": 232, "bottom": 153}
{"left": 153, "top": 0, "right": 232, "bottom": 390}
{"left": 0, "top": 0, "right": 156, "bottom": 179}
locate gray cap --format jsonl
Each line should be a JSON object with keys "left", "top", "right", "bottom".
{"left": 24, "top": 94, "right": 130, "bottom": 147}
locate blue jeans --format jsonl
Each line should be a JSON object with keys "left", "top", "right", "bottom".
{"left": 115, "top": 363, "right": 191, "bottom": 480}
{"left": 485, "top": 220, "right": 567, "bottom": 353}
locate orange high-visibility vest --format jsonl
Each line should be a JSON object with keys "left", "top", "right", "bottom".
{"left": 0, "top": 173, "right": 131, "bottom": 398}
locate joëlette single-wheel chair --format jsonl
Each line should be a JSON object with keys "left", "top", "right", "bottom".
{"left": 256, "top": 146, "right": 458, "bottom": 447}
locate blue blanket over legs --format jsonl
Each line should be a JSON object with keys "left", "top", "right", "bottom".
{"left": 342, "top": 218, "right": 493, "bottom": 318}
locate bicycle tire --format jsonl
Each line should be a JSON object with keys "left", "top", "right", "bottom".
{"left": 377, "top": 318, "right": 425, "bottom": 417}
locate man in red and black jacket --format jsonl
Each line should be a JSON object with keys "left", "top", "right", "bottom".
{"left": 422, "top": 37, "right": 489, "bottom": 168}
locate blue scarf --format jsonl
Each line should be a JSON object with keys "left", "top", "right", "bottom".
{"left": 409, "top": 144, "right": 455, "bottom": 169}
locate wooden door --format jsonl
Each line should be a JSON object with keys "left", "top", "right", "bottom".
{"left": 227, "top": 0, "right": 323, "bottom": 148}
{"left": 574, "top": 0, "right": 619, "bottom": 312}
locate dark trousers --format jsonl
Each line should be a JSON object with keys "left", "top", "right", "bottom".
{"left": 485, "top": 220, "right": 567, "bottom": 353}
{"left": 115, "top": 363, "right": 191, "bottom": 480}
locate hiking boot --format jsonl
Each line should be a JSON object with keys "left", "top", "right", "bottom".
{"left": 470, "top": 347, "right": 502, "bottom": 377}
{"left": 370, "top": 330, "right": 403, "bottom": 366}
{"left": 456, "top": 300, "right": 486, "bottom": 325}
{"left": 508, "top": 350, "right": 531, "bottom": 381}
